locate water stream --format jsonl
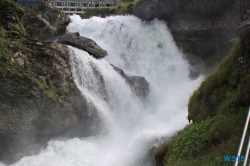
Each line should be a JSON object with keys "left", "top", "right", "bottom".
{"left": 1, "top": 15, "right": 203, "bottom": 166}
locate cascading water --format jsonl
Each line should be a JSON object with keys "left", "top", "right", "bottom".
{"left": 1, "top": 15, "right": 203, "bottom": 166}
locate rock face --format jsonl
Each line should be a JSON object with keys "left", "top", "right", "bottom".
{"left": 111, "top": 65, "right": 149, "bottom": 98}
{"left": 239, "top": 0, "right": 250, "bottom": 43}
{"left": 0, "top": 0, "right": 89, "bottom": 163}
{"left": 0, "top": 41, "right": 87, "bottom": 163}
{"left": 133, "top": 0, "right": 240, "bottom": 73}
{"left": 58, "top": 32, "right": 108, "bottom": 59}
{"left": 21, "top": 2, "right": 70, "bottom": 41}
{"left": 0, "top": 0, "right": 27, "bottom": 39}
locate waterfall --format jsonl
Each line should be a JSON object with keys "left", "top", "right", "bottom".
{"left": 2, "top": 15, "right": 203, "bottom": 166}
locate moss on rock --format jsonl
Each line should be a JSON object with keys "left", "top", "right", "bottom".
{"left": 154, "top": 40, "right": 250, "bottom": 165}
{"left": 21, "top": 2, "right": 70, "bottom": 41}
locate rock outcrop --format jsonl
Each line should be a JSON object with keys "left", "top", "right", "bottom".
{"left": 58, "top": 32, "right": 108, "bottom": 59}
{"left": 133, "top": 0, "right": 240, "bottom": 74}
{"left": 21, "top": 2, "right": 70, "bottom": 41}
{"left": 111, "top": 65, "right": 149, "bottom": 98}
{"left": 0, "top": 0, "right": 27, "bottom": 39}
{"left": 0, "top": 40, "right": 87, "bottom": 163}
{"left": 0, "top": 1, "right": 88, "bottom": 163}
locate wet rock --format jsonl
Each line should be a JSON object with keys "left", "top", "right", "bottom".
{"left": 0, "top": 41, "right": 87, "bottom": 163}
{"left": 58, "top": 32, "right": 108, "bottom": 59}
{"left": 111, "top": 65, "right": 149, "bottom": 98}
{"left": 0, "top": 1, "right": 95, "bottom": 163}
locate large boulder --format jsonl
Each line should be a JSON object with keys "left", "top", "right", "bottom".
{"left": 111, "top": 65, "right": 149, "bottom": 98}
{"left": 58, "top": 32, "right": 108, "bottom": 59}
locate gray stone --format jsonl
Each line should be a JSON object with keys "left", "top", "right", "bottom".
{"left": 111, "top": 65, "right": 149, "bottom": 98}
{"left": 58, "top": 32, "right": 108, "bottom": 59}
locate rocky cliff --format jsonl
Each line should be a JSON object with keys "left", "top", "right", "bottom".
{"left": 0, "top": 1, "right": 150, "bottom": 163}
{"left": 133, "top": 0, "right": 240, "bottom": 75}
{"left": 0, "top": 1, "right": 88, "bottom": 163}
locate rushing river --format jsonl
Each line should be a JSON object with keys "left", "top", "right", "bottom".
{"left": 1, "top": 15, "right": 203, "bottom": 166}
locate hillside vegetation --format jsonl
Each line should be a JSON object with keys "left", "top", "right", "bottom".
{"left": 155, "top": 41, "right": 250, "bottom": 165}
{"left": 80, "top": 0, "right": 135, "bottom": 18}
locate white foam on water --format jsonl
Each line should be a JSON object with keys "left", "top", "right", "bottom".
{"left": 3, "top": 15, "right": 203, "bottom": 166}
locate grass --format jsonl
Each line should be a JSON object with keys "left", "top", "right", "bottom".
{"left": 155, "top": 41, "right": 250, "bottom": 165}
{"left": 80, "top": 1, "right": 135, "bottom": 18}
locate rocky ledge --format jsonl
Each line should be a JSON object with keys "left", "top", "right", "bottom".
{"left": 57, "top": 32, "right": 108, "bottom": 59}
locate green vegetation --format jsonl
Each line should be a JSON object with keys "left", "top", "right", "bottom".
{"left": 81, "top": 1, "right": 135, "bottom": 18}
{"left": 188, "top": 41, "right": 247, "bottom": 122}
{"left": 155, "top": 41, "right": 250, "bottom": 165}
{"left": 0, "top": 26, "right": 9, "bottom": 60}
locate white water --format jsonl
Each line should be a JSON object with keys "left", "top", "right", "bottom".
{"left": 2, "top": 15, "right": 203, "bottom": 166}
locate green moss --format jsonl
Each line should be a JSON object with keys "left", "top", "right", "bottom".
{"left": 155, "top": 142, "right": 171, "bottom": 166}
{"left": 188, "top": 41, "right": 245, "bottom": 122}
{"left": 155, "top": 114, "right": 248, "bottom": 166}
{"left": 43, "top": 89, "right": 58, "bottom": 103}
{"left": 155, "top": 41, "right": 250, "bottom": 165}
{"left": 0, "top": 26, "right": 10, "bottom": 60}
{"left": 25, "top": 74, "right": 47, "bottom": 89}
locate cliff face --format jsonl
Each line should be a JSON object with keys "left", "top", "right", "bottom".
{"left": 0, "top": 1, "right": 152, "bottom": 163}
{"left": 133, "top": 0, "right": 240, "bottom": 74}
{"left": 0, "top": 1, "right": 88, "bottom": 163}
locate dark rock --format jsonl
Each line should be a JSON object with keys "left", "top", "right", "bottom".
{"left": 0, "top": 41, "right": 92, "bottom": 163}
{"left": 58, "top": 32, "right": 108, "bottom": 59}
{"left": 6, "top": 144, "right": 44, "bottom": 164}
{"left": 128, "top": 76, "right": 149, "bottom": 98}
{"left": 239, "top": 20, "right": 250, "bottom": 43}
{"left": 133, "top": 0, "right": 240, "bottom": 73}
{"left": 0, "top": 0, "right": 100, "bottom": 163}
{"left": 21, "top": 2, "right": 70, "bottom": 41}
{"left": 240, "top": 0, "right": 250, "bottom": 22}
{"left": 111, "top": 65, "right": 149, "bottom": 98}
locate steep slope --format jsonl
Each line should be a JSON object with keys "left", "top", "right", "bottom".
{"left": 154, "top": 41, "right": 250, "bottom": 166}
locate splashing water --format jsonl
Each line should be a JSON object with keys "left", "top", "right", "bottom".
{"left": 2, "top": 15, "right": 203, "bottom": 166}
